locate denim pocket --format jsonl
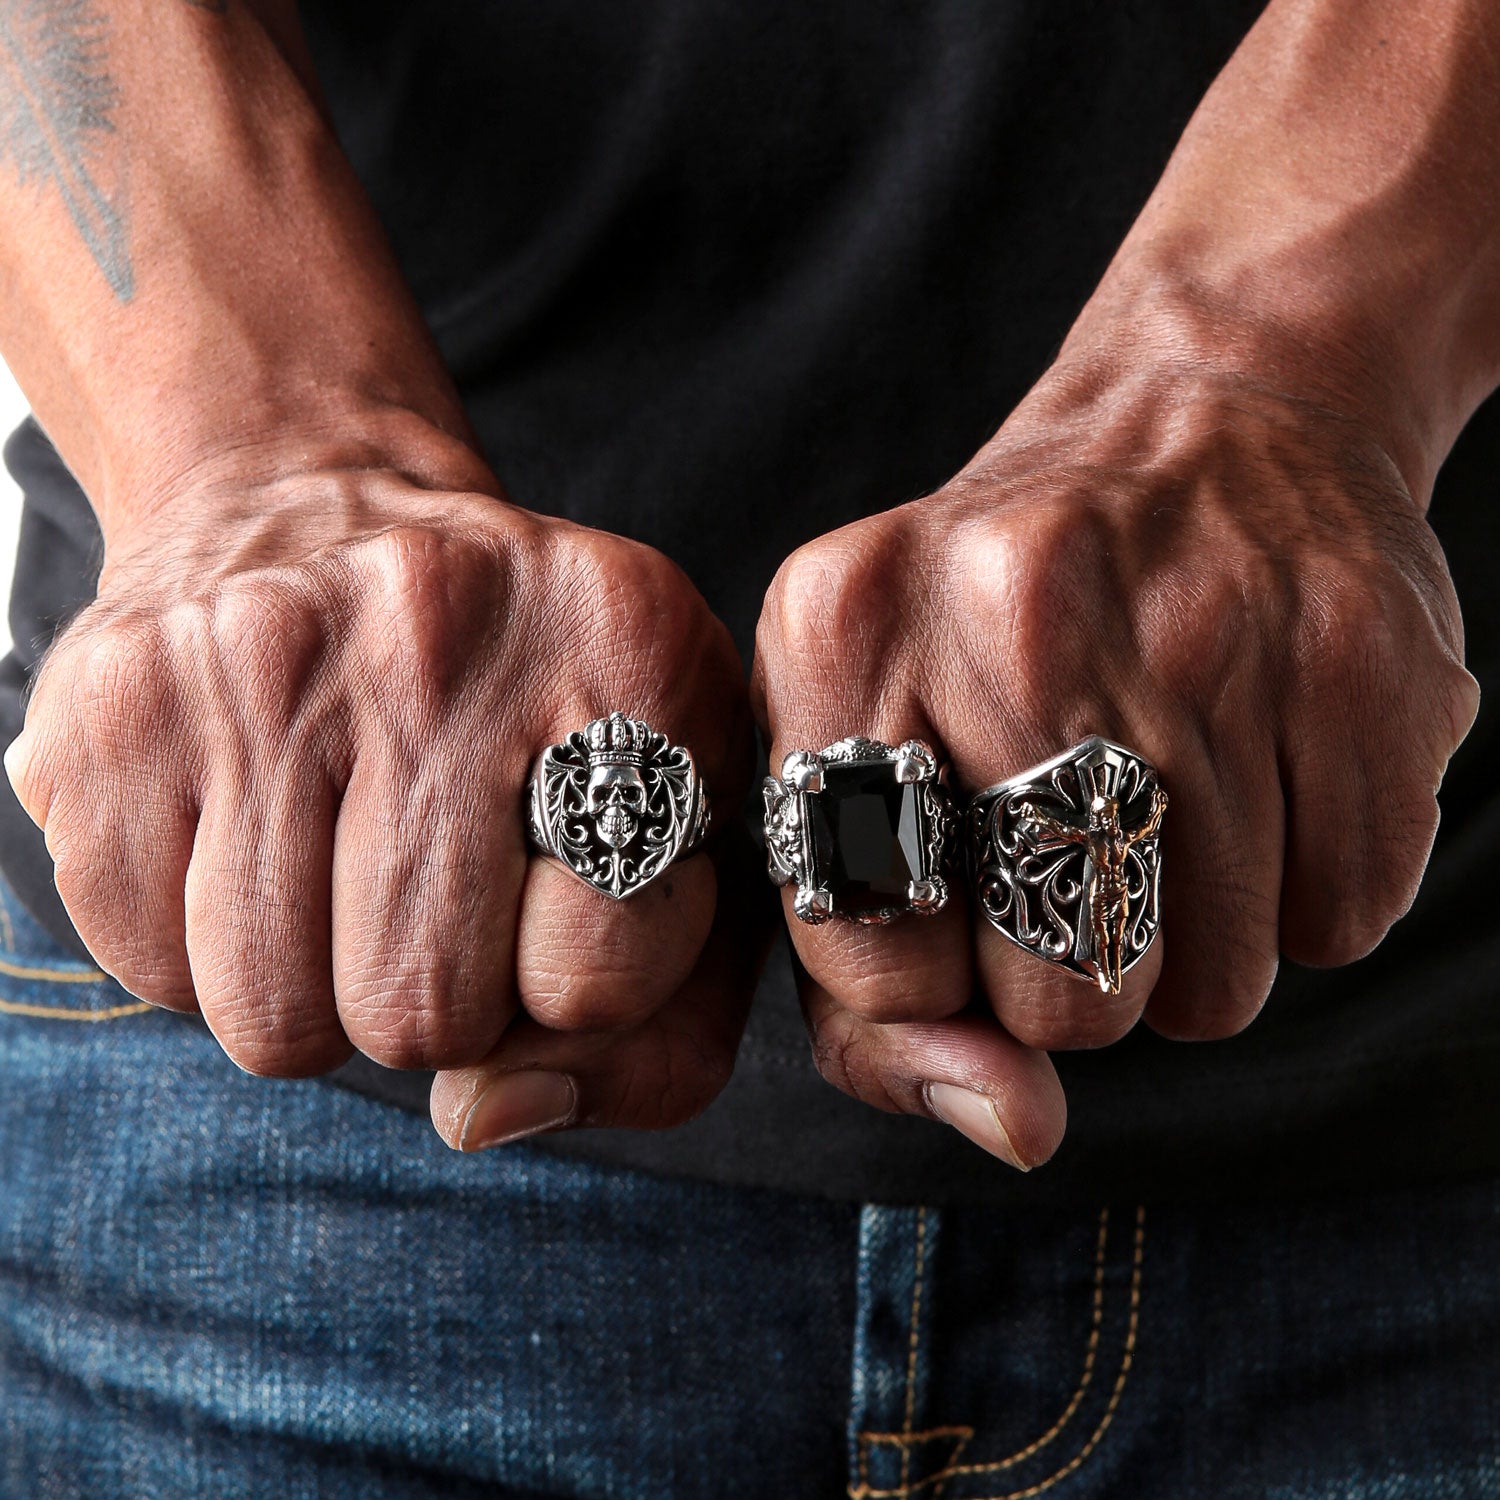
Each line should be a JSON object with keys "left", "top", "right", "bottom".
{"left": 850, "top": 1204, "right": 1150, "bottom": 1500}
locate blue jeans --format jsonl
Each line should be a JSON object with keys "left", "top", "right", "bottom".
{"left": 1, "top": 873, "right": 1497, "bottom": 1499}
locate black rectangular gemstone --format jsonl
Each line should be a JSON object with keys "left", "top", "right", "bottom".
{"left": 808, "top": 760, "right": 926, "bottom": 913}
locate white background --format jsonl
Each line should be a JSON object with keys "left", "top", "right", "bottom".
{"left": 0, "top": 363, "right": 24, "bottom": 645}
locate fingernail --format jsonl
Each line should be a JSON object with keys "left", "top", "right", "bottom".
{"left": 3, "top": 732, "right": 31, "bottom": 791}
{"left": 924, "top": 1081, "right": 1030, "bottom": 1171}
{"left": 459, "top": 1071, "right": 577, "bottom": 1151}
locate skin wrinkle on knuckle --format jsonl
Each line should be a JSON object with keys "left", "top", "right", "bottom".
{"left": 803, "top": 931, "right": 966, "bottom": 1026}
{"left": 532, "top": 533, "right": 717, "bottom": 731}
{"left": 58, "top": 619, "right": 179, "bottom": 770}
{"left": 217, "top": 1028, "right": 351, "bottom": 1080}
{"left": 520, "top": 929, "right": 690, "bottom": 1031}
{"left": 766, "top": 530, "right": 900, "bottom": 677}
{"left": 350, "top": 524, "right": 501, "bottom": 711}
{"left": 336, "top": 930, "right": 503, "bottom": 1066}
{"left": 208, "top": 576, "right": 334, "bottom": 738}
{"left": 1134, "top": 562, "right": 1270, "bottom": 717}
{"left": 808, "top": 1008, "right": 903, "bottom": 1113}
{"left": 1154, "top": 935, "right": 1276, "bottom": 1039}
{"left": 54, "top": 882, "right": 188, "bottom": 1001}
{"left": 1290, "top": 793, "right": 1437, "bottom": 965}
{"left": 607, "top": 1033, "right": 725, "bottom": 1130}
{"left": 523, "top": 969, "right": 649, "bottom": 1033}
{"left": 998, "top": 999, "right": 1140, "bottom": 1053}
{"left": 949, "top": 514, "right": 1121, "bottom": 749}
{"left": 196, "top": 959, "right": 350, "bottom": 1076}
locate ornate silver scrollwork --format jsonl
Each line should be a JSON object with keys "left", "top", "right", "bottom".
{"left": 968, "top": 736, "right": 1166, "bottom": 992}
{"left": 528, "top": 712, "right": 710, "bottom": 899}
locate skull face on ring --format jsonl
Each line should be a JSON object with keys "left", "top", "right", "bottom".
{"left": 583, "top": 712, "right": 653, "bottom": 850}
{"left": 587, "top": 762, "right": 647, "bottom": 848}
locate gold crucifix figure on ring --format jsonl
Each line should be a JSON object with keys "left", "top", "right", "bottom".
{"left": 1017, "top": 785, "right": 1168, "bottom": 993}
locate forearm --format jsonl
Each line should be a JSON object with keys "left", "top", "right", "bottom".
{"left": 0, "top": 0, "right": 485, "bottom": 535}
{"left": 1054, "top": 0, "right": 1500, "bottom": 501}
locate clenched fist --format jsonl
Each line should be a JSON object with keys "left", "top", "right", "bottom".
{"left": 752, "top": 364, "right": 1478, "bottom": 1171}
{"left": 5, "top": 435, "right": 757, "bottom": 1147}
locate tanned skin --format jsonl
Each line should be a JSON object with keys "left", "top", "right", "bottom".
{"left": 752, "top": 0, "right": 1493, "bottom": 1164}
{"left": 0, "top": 0, "right": 761, "bottom": 1154}
{"left": 1, "top": 0, "right": 1493, "bottom": 1167}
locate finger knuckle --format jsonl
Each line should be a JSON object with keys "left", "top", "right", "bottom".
{"left": 1292, "top": 570, "right": 1400, "bottom": 706}
{"left": 999, "top": 999, "right": 1138, "bottom": 1051}
{"left": 827, "top": 959, "right": 946, "bottom": 1025}
{"left": 1293, "top": 797, "right": 1437, "bottom": 967}
{"left": 522, "top": 956, "right": 658, "bottom": 1032}
{"left": 207, "top": 579, "right": 328, "bottom": 731}
{"left": 1136, "top": 567, "right": 1266, "bottom": 709}
{"left": 1150, "top": 957, "right": 1274, "bottom": 1041}
{"left": 808, "top": 1009, "right": 901, "bottom": 1112}
{"left": 1167, "top": 986, "right": 1268, "bottom": 1040}
{"left": 558, "top": 533, "right": 705, "bottom": 674}
{"left": 764, "top": 530, "right": 898, "bottom": 665}
{"left": 51, "top": 859, "right": 193, "bottom": 1005}
{"left": 1435, "top": 660, "right": 1482, "bottom": 756}
{"left": 355, "top": 524, "right": 500, "bottom": 699}
{"left": 339, "top": 959, "right": 501, "bottom": 1069}
{"left": 58, "top": 617, "right": 174, "bottom": 753}
{"left": 217, "top": 1022, "right": 350, "bottom": 1079}
{"left": 954, "top": 505, "right": 1110, "bottom": 717}
{"left": 608, "top": 1023, "right": 734, "bottom": 1129}
{"left": 199, "top": 972, "right": 350, "bottom": 1076}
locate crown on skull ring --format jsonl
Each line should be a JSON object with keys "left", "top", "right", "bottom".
{"left": 528, "top": 712, "right": 710, "bottom": 899}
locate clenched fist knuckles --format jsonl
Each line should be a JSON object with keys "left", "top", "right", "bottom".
{"left": 3, "top": 448, "right": 761, "bottom": 1148}
{"left": 751, "top": 365, "right": 1477, "bottom": 1170}
{"left": 3, "top": 362, "right": 1477, "bottom": 1172}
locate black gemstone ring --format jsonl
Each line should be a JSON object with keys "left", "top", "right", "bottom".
{"left": 762, "top": 737, "right": 958, "bottom": 924}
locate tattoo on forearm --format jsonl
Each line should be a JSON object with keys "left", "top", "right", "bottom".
{"left": 0, "top": 0, "right": 132, "bottom": 299}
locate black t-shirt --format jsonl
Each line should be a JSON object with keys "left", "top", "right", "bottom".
{"left": 3, "top": 0, "right": 1497, "bottom": 1205}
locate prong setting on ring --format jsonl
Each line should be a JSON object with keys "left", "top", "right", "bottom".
{"left": 763, "top": 736, "right": 957, "bottom": 924}
{"left": 907, "top": 877, "right": 947, "bottom": 913}
{"left": 893, "top": 740, "right": 939, "bottom": 785}
{"left": 794, "top": 886, "right": 835, "bottom": 924}
{"left": 782, "top": 751, "right": 824, "bottom": 793}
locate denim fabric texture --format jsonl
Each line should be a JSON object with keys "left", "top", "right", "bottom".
{"left": 2, "top": 873, "right": 1497, "bottom": 1499}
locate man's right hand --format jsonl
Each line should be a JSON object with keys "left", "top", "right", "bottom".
{"left": 3, "top": 436, "right": 758, "bottom": 1146}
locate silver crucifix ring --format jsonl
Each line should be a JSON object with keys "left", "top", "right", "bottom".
{"left": 527, "top": 712, "right": 710, "bottom": 900}
{"left": 763, "top": 736, "right": 958, "bottom": 924}
{"left": 967, "top": 736, "right": 1167, "bottom": 994}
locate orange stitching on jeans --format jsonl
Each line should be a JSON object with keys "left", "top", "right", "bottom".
{"left": 853, "top": 1205, "right": 1146, "bottom": 1500}
{"left": 945, "top": 1207, "right": 1110, "bottom": 1477}
{"left": 961, "top": 1205, "right": 1145, "bottom": 1500}
{"left": 0, "top": 996, "right": 151, "bottom": 1020}
{"left": 858, "top": 1209, "right": 1108, "bottom": 1476}
{"left": 864, "top": 1427, "right": 975, "bottom": 1447}
{"left": 854, "top": 1429, "right": 974, "bottom": 1500}
{"left": 0, "top": 955, "right": 110, "bottom": 985}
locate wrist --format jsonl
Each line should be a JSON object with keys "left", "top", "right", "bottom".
{"left": 91, "top": 336, "right": 488, "bottom": 528}
{"left": 96, "top": 405, "right": 509, "bottom": 577}
{"left": 1040, "top": 244, "right": 1440, "bottom": 502}
{"left": 1039, "top": 0, "right": 1500, "bottom": 505}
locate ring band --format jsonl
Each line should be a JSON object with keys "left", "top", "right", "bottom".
{"left": 967, "top": 736, "right": 1166, "bottom": 993}
{"left": 763, "top": 736, "right": 957, "bottom": 924}
{"left": 528, "top": 712, "right": 710, "bottom": 899}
